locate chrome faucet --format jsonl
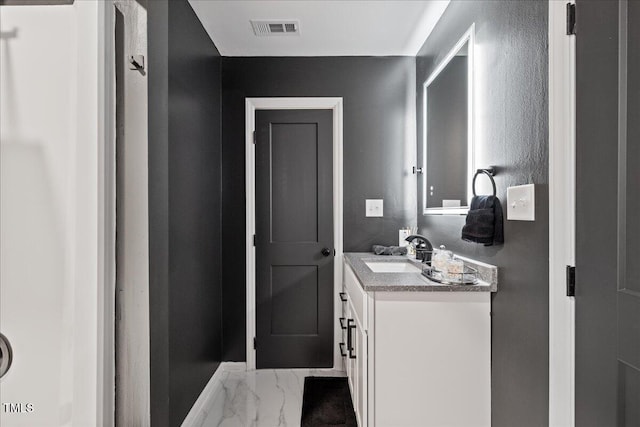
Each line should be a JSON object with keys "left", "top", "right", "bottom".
{"left": 405, "top": 234, "right": 433, "bottom": 262}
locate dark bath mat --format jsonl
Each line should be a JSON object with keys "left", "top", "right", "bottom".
{"left": 301, "top": 377, "right": 357, "bottom": 427}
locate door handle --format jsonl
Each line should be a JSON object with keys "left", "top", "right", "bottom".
{"left": 348, "top": 321, "right": 357, "bottom": 359}
{"left": 321, "top": 248, "right": 332, "bottom": 257}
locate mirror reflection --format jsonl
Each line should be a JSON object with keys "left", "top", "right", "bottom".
{"left": 423, "top": 26, "right": 474, "bottom": 214}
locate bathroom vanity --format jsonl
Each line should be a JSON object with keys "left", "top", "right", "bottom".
{"left": 341, "top": 253, "right": 497, "bottom": 427}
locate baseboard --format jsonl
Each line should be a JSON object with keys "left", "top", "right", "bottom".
{"left": 180, "top": 362, "right": 247, "bottom": 427}
{"left": 221, "top": 362, "right": 248, "bottom": 372}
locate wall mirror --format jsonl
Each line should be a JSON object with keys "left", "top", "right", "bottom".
{"left": 423, "top": 25, "right": 474, "bottom": 215}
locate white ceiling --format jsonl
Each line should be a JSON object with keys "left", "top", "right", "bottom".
{"left": 188, "top": 0, "right": 450, "bottom": 57}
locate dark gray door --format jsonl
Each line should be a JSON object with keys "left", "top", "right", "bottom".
{"left": 255, "top": 109, "right": 334, "bottom": 369}
{"left": 575, "top": 1, "right": 640, "bottom": 425}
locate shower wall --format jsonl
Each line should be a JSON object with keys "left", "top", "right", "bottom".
{"left": 0, "top": 1, "right": 103, "bottom": 426}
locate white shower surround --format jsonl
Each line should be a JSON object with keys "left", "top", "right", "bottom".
{"left": 0, "top": 2, "right": 107, "bottom": 425}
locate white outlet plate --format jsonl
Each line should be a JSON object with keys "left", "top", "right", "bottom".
{"left": 365, "top": 199, "right": 383, "bottom": 217}
{"left": 507, "top": 184, "right": 535, "bottom": 221}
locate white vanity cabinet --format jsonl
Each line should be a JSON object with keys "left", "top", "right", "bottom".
{"left": 341, "top": 258, "right": 492, "bottom": 427}
{"left": 343, "top": 265, "right": 369, "bottom": 427}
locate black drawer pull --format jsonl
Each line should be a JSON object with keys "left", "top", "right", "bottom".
{"left": 339, "top": 317, "right": 347, "bottom": 330}
{"left": 339, "top": 292, "right": 347, "bottom": 302}
{"left": 339, "top": 342, "right": 347, "bottom": 357}
{"left": 348, "top": 321, "right": 357, "bottom": 359}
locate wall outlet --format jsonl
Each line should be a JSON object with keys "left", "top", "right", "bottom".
{"left": 507, "top": 184, "right": 535, "bottom": 221}
{"left": 365, "top": 199, "right": 383, "bottom": 217}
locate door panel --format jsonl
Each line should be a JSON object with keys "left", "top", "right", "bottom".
{"left": 270, "top": 123, "right": 319, "bottom": 243}
{"left": 619, "top": 363, "right": 640, "bottom": 426}
{"left": 255, "top": 109, "right": 333, "bottom": 369}
{"left": 351, "top": 319, "right": 359, "bottom": 427}
{"left": 344, "top": 302, "right": 353, "bottom": 381}
{"left": 271, "top": 265, "right": 319, "bottom": 335}
{"left": 576, "top": 1, "right": 640, "bottom": 425}
{"left": 346, "top": 302, "right": 356, "bottom": 407}
{"left": 355, "top": 314, "right": 366, "bottom": 427}
{"left": 624, "top": 1, "right": 640, "bottom": 296}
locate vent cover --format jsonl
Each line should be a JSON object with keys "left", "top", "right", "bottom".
{"left": 251, "top": 20, "right": 300, "bottom": 36}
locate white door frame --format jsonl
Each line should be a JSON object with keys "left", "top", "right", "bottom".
{"left": 548, "top": 1, "right": 576, "bottom": 426}
{"left": 245, "top": 97, "right": 344, "bottom": 371}
{"left": 98, "top": 1, "right": 116, "bottom": 425}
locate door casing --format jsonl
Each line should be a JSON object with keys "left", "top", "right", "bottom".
{"left": 548, "top": 1, "right": 576, "bottom": 426}
{"left": 99, "top": 1, "right": 117, "bottom": 425}
{"left": 245, "top": 97, "right": 344, "bottom": 371}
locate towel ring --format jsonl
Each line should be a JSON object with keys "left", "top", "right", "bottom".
{"left": 472, "top": 168, "right": 497, "bottom": 197}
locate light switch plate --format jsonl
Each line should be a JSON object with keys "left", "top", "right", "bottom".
{"left": 365, "top": 199, "right": 383, "bottom": 217}
{"left": 507, "top": 184, "right": 535, "bottom": 221}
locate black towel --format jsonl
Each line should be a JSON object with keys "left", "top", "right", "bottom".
{"left": 461, "top": 195, "right": 504, "bottom": 246}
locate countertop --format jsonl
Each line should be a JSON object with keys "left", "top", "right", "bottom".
{"left": 344, "top": 252, "right": 498, "bottom": 292}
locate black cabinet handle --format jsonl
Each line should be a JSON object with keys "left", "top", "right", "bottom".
{"left": 339, "top": 342, "right": 347, "bottom": 357}
{"left": 339, "top": 317, "right": 347, "bottom": 330}
{"left": 321, "top": 248, "right": 332, "bottom": 257}
{"left": 339, "top": 292, "right": 347, "bottom": 302}
{"left": 348, "top": 321, "right": 357, "bottom": 359}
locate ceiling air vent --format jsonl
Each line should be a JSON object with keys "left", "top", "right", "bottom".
{"left": 251, "top": 20, "right": 300, "bottom": 36}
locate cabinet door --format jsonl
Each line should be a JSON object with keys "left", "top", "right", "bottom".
{"left": 339, "top": 284, "right": 348, "bottom": 372}
{"left": 344, "top": 302, "right": 354, "bottom": 386}
{"left": 346, "top": 301, "right": 357, "bottom": 399}
{"left": 354, "top": 313, "right": 367, "bottom": 427}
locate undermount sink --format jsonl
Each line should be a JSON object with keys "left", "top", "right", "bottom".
{"left": 364, "top": 260, "right": 422, "bottom": 273}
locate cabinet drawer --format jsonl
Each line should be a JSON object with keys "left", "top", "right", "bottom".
{"left": 344, "top": 263, "right": 367, "bottom": 326}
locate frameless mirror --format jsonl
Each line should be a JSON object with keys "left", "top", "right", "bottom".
{"left": 423, "top": 25, "right": 474, "bottom": 215}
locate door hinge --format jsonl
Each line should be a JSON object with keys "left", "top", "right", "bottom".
{"left": 566, "top": 3, "right": 576, "bottom": 35}
{"left": 253, "top": 337, "right": 256, "bottom": 349}
{"left": 566, "top": 265, "right": 576, "bottom": 296}
{"left": 253, "top": 234, "right": 256, "bottom": 246}
{"left": 253, "top": 131, "right": 256, "bottom": 144}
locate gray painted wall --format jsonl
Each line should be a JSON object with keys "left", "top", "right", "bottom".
{"left": 416, "top": 1, "right": 549, "bottom": 426}
{"left": 221, "top": 57, "right": 417, "bottom": 361}
{"left": 147, "top": 0, "right": 170, "bottom": 423}
{"left": 148, "top": 1, "right": 223, "bottom": 425}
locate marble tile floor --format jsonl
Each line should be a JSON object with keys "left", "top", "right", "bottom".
{"left": 198, "top": 366, "right": 346, "bottom": 427}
